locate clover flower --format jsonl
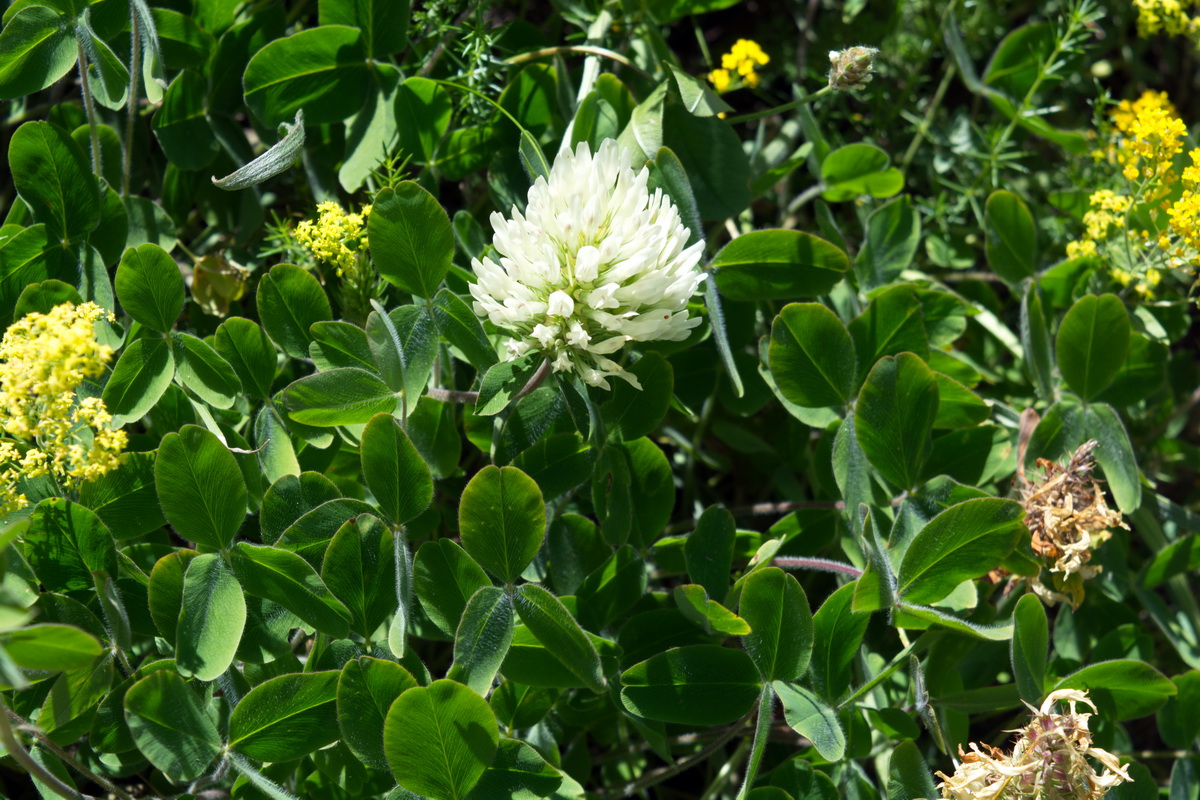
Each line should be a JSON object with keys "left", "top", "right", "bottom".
{"left": 828, "top": 46, "right": 878, "bottom": 91}
{"left": 936, "top": 689, "right": 1132, "bottom": 800}
{"left": 1018, "top": 440, "right": 1127, "bottom": 609}
{"left": 708, "top": 39, "right": 770, "bottom": 92}
{"left": 469, "top": 139, "right": 706, "bottom": 390}
{"left": 0, "top": 302, "right": 126, "bottom": 516}
{"left": 295, "top": 201, "right": 371, "bottom": 277}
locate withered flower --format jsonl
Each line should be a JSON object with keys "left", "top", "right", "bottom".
{"left": 936, "top": 689, "right": 1132, "bottom": 800}
{"left": 1018, "top": 440, "right": 1128, "bottom": 608}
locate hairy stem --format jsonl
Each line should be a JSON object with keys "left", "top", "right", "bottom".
{"left": 734, "top": 687, "right": 775, "bottom": 800}
{"left": 724, "top": 85, "right": 833, "bottom": 126}
{"left": 76, "top": 39, "right": 102, "bottom": 179}
{"left": 123, "top": 0, "right": 140, "bottom": 196}
{"left": 0, "top": 699, "right": 91, "bottom": 800}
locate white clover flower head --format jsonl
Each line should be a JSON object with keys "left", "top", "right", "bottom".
{"left": 469, "top": 139, "right": 706, "bottom": 390}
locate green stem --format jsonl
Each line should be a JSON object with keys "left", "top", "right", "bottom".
{"left": 4, "top": 707, "right": 136, "bottom": 800}
{"left": 837, "top": 631, "right": 936, "bottom": 710}
{"left": 900, "top": 63, "right": 956, "bottom": 171}
{"left": 734, "top": 687, "right": 775, "bottom": 800}
{"left": 724, "top": 85, "right": 833, "bottom": 125}
{"left": 76, "top": 38, "right": 102, "bottom": 180}
{"left": 504, "top": 45, "right": 652, "bottom": 82}
{"left": 0, "top": 699, "right": 90, "bottom": 800}
{"left": 123, "top": 0, "right": 140, "bottom": 196}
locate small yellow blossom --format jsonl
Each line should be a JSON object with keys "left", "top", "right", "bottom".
{"left": 707, "top": 68, "right": 731, "bottom": 93}
{"left": 0, "top": 302, "right": 127, "bottom": 517}
{"left": 1134, "top": 0, "right": 1200, "bottom": 37}
{"left": 707, "top": 39, "right": 769, "bottom": 93}
{"left": 295, "top": 201, "right": 372, "bottom": 277}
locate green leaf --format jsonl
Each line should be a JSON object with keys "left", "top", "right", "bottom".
{"left": 396, "top": 76, "right": 453, "bottom": 164}
{"left": 740, "top": 568, "right": 813, "bottom": 682}
{"left": 621, "top": 645, "right": 761, "bottom": 725}
{"left": 432, "top": 289, "right": 498, "bottom": 370}
{"left": 475, "top": 355, "right": 538, "bottom": 416}
{"left": 384, "top": 679, "right": 499, "bottom": 800}
{"left": 667, "top": 64, "right": 733, "bottom": 117}
{"left": 674, "top": 584, "right": 750, "bottom": 635}
{"left": 211, "top": 110, "right": 306, "bottom": 190}
{"left": 172, "top": 332, "right": 241, "bottom": 408}
{"left": 705, "top": 278, "right": 744, "bottom": 397}
{"left": 712, "top": 230, "right": 850, "bottom": 301}
{"left": 1056, "top": 294, "right": 1130, "bottom": 401}
{"left": 152, "top": 69, "right": 219, "bottom": 170}
{"left": 318, "top": 0, "right": 409, "bottom": 57}
{"left": 810, "top": 582, "right": 870, "bottom": 701}
{"left": 244, "top": 25, "right": 369, "bottom": 125}
{"left": 229, "top": 671, "right": 340, "bottom": 761}
{"left": 321, "top": 515, "right": 397, "bottom": 638}
{"left": 261, "top": 471, "right": 342, "bottom": 545}
{"left": 447, "top": 586, "right": 514, "bottom": 696}
{"left": 600, "top": 352, "right": 673, "bottom": 441}
{"left": 148, "top": 550, "right": 198, "bottom": 641}
{"left": 310, "top": 320, "right": 375, "bottom": 371}
{"left": 774, "top": 681, "right": 845, "bottom": 761}
{"left": 847, "top": 285, "right": 929, "bottom": 375}
{"left": 985, "top": 190, "right": 1037, "bottom": 285}
{"left": 932, "top": 372, "right": 989, "bottom": 429}
{"left": 25, "top": 498, "right": 117, "bottom": 592}
{"left": 230, "top": 543, "right": 352, "bottom": 638}
{"left": 1010, "top": 593, "right": 1047, "bottom": 706}
{"left": 369, "top": 181, "right": 454, "bottom": 298}
{"left": 414, "top": 539, "right": 492, "bottom": 637}
{"left": 896, "top": 498, "right": 1024, "bottom": 605}
{"left": 14, "top": 278, "right": 81, "bottom": 320}
{"left": 338, "top": 656, "right": 418, "bottom": 771}
{"left": 768, "top": 303, "right": 856, "bottom": 408}
{"left": 887, "top": 741, "right": 939, "bottom": 800}
{"left": 854, "top": 353, "right": 939, "bottom": 491}
{"left": 576, "top": 544, "right": 648, "bottom": 629}
{"left": 175, "top": 554, "right": 245, "bottom": 681}
{"left": 1158, "top": 671, "right": 1200, "bottom": 750}
{"left": 821, "top": 144, "right": 903, "bottom": 202}
{"left": 856, "top": 196, "right": 920, "bottom": 291}
{"left": 123, "top": 670, "right": 222, "bottom": 783}
{"left": 514, "top": 584, "right": 606, "bottom": 693}
{"left": 511, "top": 433, "right": 590, "bottom": 501}
{"left": 459, "top": 465, "right": 546, "bottom": 584}
{"left": 257, "top": 263, "right": 331, "bottom": 359}
{"left": 518, "top": 130, "right": 551, "bottom": 182}
{"left": 684, "top": 506, "right": 735, "bottom": 601}
{"left": 155, "top": 425, "right": 247, "bottom": 550}
{"left": 283, "top": 367, "right": 397, "bottom": 426}
{"left": 361, "top": 413, "right": 433, "bottom": 525}
{"left": 661, "top": 104, "right": 752, "bottom": 219}
{"left": 9, "top": 121, "right": 100, "bottom": 243}
{"left": 253, "top": 404, "right": 300, "bottom": 484}
{"left": 0, "top": 6, "right": 76, "bottom": 101}
{"left": 1053, "top": 660, "right": 1177, "bottom": 721}
{"left": 103, "top": 336, "right": 176, "bottom": 426}
{"left": 466, "top": 738, "right": 562, "bottom": 800}
{"left": 114, "top": 243, "right": 184, "bottom": 332}
{"left": 0, "top": 624, "right": 102, "bottom": 671}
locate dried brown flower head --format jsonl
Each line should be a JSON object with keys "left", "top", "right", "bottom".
{"left": 1018, "top": 440, "right": 1127, "bottom": 608}
{"left": 936, "top": 689, "right": 1132, "bottom": 800}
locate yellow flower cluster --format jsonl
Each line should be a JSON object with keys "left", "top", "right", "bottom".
{"left": 707, "top": 39, "right": 769, "bottom": 92}
{"left": 1134, "top": 0, "right": 1200, "bottom": 37}
{"left": 1073, "top": 90, "right": 1200, "bottom": 298}
{"left": 0, "top": 303, "right": 126, "bottom": 517}
{"left": 295, "top": 202, "right": 371, "bottom": 277}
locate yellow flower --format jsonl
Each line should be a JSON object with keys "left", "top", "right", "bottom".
{"left": 709, "top": 39, "right": 769, "bottom": 93}
{"left": 0, "top": 302, "right": 127, "bottom": 517}
{"left": 1134, "top": 0, "right": 1200, "bottom": 37}
{"left": 295, "top": 201, "right": 371, "bottom": 277}
{"left": 707, "top": 68, "right": 731, "bottom": 93}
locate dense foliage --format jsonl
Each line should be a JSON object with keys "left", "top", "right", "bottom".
{"left": 0, "top": 0, "right": 1197, "bottom": 798}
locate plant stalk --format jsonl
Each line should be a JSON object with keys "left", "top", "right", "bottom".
{"left": 734, "top": 687, "right": 775, "bottom": 800}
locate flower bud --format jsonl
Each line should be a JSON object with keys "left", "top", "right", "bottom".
{"left": 827, "top": 46, "right": 878, "bottom": 91}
